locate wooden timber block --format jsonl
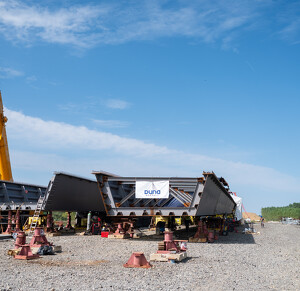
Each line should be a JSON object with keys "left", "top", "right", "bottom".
{"left": 199, "top": 237, "right": 207, "bottom": 243}
{"left": 189, "top": 237, "right": 207, "bottom": 243}
{"left": 108, "top": 233, "right": 130, "bottom": 239}
{"left": 47, "top": 232, "right": 61, "bottom": 237}
{"left": 150, "top": 252, "right": 187, "bottom": 262}
{"left": 30, "top": 246, "right": 40, "bottom": 255}
{"left": 167, "top": 253, "right": 187, "bottom": 261}
{"left": 189, "top": 237, "right": 199, "bottom": 243}
{"left": 7, "top": 249, "right": 20, "bottom": 256}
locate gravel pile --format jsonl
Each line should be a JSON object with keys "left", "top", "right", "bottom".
{"left": 0, "top": 223, "right": 299, "bottom": 290}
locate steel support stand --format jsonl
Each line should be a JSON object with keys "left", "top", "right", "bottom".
{"left": 46, "top": 211, "right": 54, "bottom": 232}
{"left": 15, "top": 210, "right": 21, "bottom": 232}
{"left": 4, "top": 210, "right": 13, "bottom": 234}
{"left": 65, "top": 212, "right": 74, "bottom": 230}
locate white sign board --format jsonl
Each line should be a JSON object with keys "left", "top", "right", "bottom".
{"left": 135, "top": 180, "right": 169, "bottom": 199}
{"left": 231, "top": 195, "right": 243, "bottom": 221}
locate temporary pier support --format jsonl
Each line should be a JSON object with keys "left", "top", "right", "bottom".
{"left": 124, "top": 252, "right": 151, "bottom": 268}
{"left": 15, "top": 245, "right": 39, "bottom": 260}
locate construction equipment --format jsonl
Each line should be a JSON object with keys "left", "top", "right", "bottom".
{"left": 0, "top": 91, "right": 13, "bottom": 181}
{"left": 155, "top": 215, "right": 195, "bottom": 228}
{"left": 28, "top": 195, "right": 46, "bottom": 235}
{"left": 0, "top": 91, "right": 48, "bottom": 234}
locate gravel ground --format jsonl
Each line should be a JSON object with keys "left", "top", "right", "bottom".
{"left": 0, "top": 223, "right": 299, "bottom": 291}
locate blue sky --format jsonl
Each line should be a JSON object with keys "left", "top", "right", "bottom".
{"left": 0, "top": 0, "right": 299, "bottom": 214}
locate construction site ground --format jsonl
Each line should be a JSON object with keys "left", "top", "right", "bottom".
{"left": 0, "top": 223, "right": 299, "bottom": 291}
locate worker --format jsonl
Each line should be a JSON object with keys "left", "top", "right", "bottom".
{"left": 168, "top": 216, "right": 176, "bottom": 231}
{"left": 183, "top": 215, "right": 191, "bottom": 234}
{"left": 75, "top": 212, "right": 81, "bottom": 227}
{"left": 261, "top": 216, "right": 265, "bottom": 228}
{"left": 156, "top": 220, "right": 166, "bottom": 235}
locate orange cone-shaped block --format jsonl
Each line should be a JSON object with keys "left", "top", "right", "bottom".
{"left": 15, "top": 245, "right": 40, "bottom": 260}
{"left": 123, "top": 252, "right": 151, "bottom": 268}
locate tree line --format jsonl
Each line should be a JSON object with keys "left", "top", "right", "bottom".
{"left": 261, "top": 203, "right": 300, "bottom": 221}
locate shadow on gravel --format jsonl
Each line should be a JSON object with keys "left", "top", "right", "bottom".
{"left": 212, "top": 233, "right": 256, "bottom": 244}
{"left": 135, "top": 226, "right": 256, "bottom": 244}
{"left": 180, "top": 256, "right": 200, "bottom": 263}
{"left": 27, "top": 259, "right": 109, "bottom": 267}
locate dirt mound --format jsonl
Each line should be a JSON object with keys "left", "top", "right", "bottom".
{"left": 242, "top": 212, "right": 261, "bottom": 221}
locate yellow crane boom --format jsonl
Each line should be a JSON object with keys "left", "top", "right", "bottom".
{"left": 0, "top": 91, "right": 13, "bottom": 181}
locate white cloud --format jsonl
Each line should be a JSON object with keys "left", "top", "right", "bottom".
{"left": 58, "top": 100, "right": 98, "bottom": 114}
{"left": 276, "top": 1, "right": 300, "bottom": 44}
{"left": 279, "top": 19, "right": 300, "bottom": 43}
{"left": 5, "top": 108, "right": 171, "bottom": 157}
{"left": 58, "top": 98, "right": 131, "bottom": 114}
{"left": 26, "top": 75, "right": 37, "bottom": 82}
{"left": 105, "top": 99, "right": 130, "bottom": 110}
{"left": 92, "top": 119, "right": 130, "bottom": 128}
{"left": 0, "top": 66, "right": 23, "bottom": 78}
{"left": 5, "top": 107, "right": 300, "bottom": 196}
{"left": 57, "top": 102, "right": 81, "bottom": 113}
{"left": 1, "top": 0, "right": 297, "bottom": 48}
{"left": 0, "top": 0, "right": 106, "bottom": 47}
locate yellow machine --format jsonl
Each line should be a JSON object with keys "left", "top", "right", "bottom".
{"left": 155, "top": 215, "right": 195, "bottom": 226}
{"left": 0, "top": 91, "right": 13, "bottom": 181}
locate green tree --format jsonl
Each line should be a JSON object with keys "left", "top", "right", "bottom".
{"left": 261, "top": 203, "right": 300, "bottom": 221}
